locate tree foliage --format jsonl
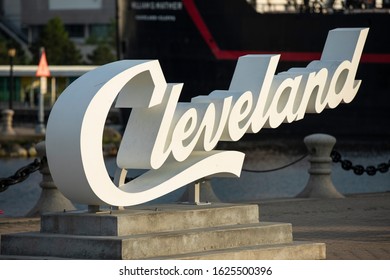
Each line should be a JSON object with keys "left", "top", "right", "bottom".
{"left": 86, "top": 19, "right": 117, "bottom": 65}
{"left": 32, "top": 17, "right": 82, "bottom": 65}
{"left": 0, "top": 37, "right": 29, "bottom": 64}
{"left": 87, "top": 43, "right": 116, "bottom": 65}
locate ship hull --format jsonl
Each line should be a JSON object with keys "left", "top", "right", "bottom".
{"left": 123, "top": 0, "right": 390, "bottom": 138}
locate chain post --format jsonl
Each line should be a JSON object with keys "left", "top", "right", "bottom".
{"left": 297, "top": 134, "right": 344, "bottom": 198}
{"left": 1, "top": 109, "right": 16, "bottom": 136}
{"left": 26, "top": 141, "right": 76, "bottom": 217}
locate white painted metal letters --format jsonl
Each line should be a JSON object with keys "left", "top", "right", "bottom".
{"left": 46, "top": 28, "right": 368, "bottom": 206}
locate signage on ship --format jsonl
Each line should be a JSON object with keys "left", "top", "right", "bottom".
{"left": 131, "top": 1, "right": 183, "bottom": 21}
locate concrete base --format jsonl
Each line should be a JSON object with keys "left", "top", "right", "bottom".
{"left": 0, "top": 203, "right": 325, "bottom": 260}
{"left": 26, "top": 188, "right": 76, "bottom": 217}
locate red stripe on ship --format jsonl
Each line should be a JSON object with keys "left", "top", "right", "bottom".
{"left": 182, "top": 0, "right": 390, "bottom": 63}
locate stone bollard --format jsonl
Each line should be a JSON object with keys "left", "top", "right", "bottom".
{"left": 26, "top": 141, "right": 76, "bottom": 217}
{"left": 1, "top": 109, "right": 16, "bottom": 135}
{"left": 296, "top": 133, "right": 344, "bottom": 198}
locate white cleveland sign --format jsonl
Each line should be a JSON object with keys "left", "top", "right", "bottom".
{"left": 46, "top": 28, "right": 368, "bottom": 206}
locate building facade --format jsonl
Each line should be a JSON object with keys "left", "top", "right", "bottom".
{"left": 0, "top": 0, "right": 120, "bottom": 107}
{"left": 0, "top": 0, "right": 117, "bottom": 59}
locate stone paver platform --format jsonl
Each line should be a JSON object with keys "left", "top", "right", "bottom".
{"left": 1, "top": 192, "right": 389, "bottom": 259}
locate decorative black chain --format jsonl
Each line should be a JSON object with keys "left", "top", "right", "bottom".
{"left": 0, "top": 158, "right": 44, "bottom": 193}
{"left": 242, "top": 154, "right": 308, "bottom": 173}
{"left": 331, "top": 150, "right": 390, "bottom": 176}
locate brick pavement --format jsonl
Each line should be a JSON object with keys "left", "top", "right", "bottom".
{"left": 259, "top": 192, "right": 390, "bottom": 259}
{"left": 1, "top": 192, "right": 389, "bottom": 259}
{"left": 0, "top": 218, "right": 40, "bottom": 235}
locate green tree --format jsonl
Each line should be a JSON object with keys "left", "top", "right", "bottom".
{"left": 86, "top": 19, "right": 117, "bottom": 64}
{"left": 0, "top": 39, "right": 11, "bottom": 64}
{"left": 0, "top": 37, "right": 30, "bottom": 64}
{"left": 32, "top": 17, "right": 82, "bottom": 65}
{"left": 87, "top": 43, "right": 116, "bottom": 65}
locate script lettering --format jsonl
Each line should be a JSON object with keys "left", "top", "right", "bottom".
{"left": 46, "top": 28, "right": 368, "bottom": 206}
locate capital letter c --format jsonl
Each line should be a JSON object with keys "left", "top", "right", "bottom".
{"left": 46, "top": 60, "right": 244, "bottom": 206}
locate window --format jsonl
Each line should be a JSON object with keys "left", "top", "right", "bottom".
{"left": 65, "top": 24, "right": 85, "bottom": 38}
{"left": 90, "top": 24, "right": 111, "bottom": 39}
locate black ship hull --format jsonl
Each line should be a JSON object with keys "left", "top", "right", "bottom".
{"left": 123, "top": 0, "right": 390, "bottom": 139}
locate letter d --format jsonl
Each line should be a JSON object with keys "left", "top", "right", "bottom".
{"left": 320, "top": 28, "right": 369, "bottom": 104}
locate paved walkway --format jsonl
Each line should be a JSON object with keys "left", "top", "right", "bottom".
{"left": 1, "top": 192, "right": 389, "bottom": 260}
{"left": 259, "top": 192, "right": 390, "bottom": 260}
